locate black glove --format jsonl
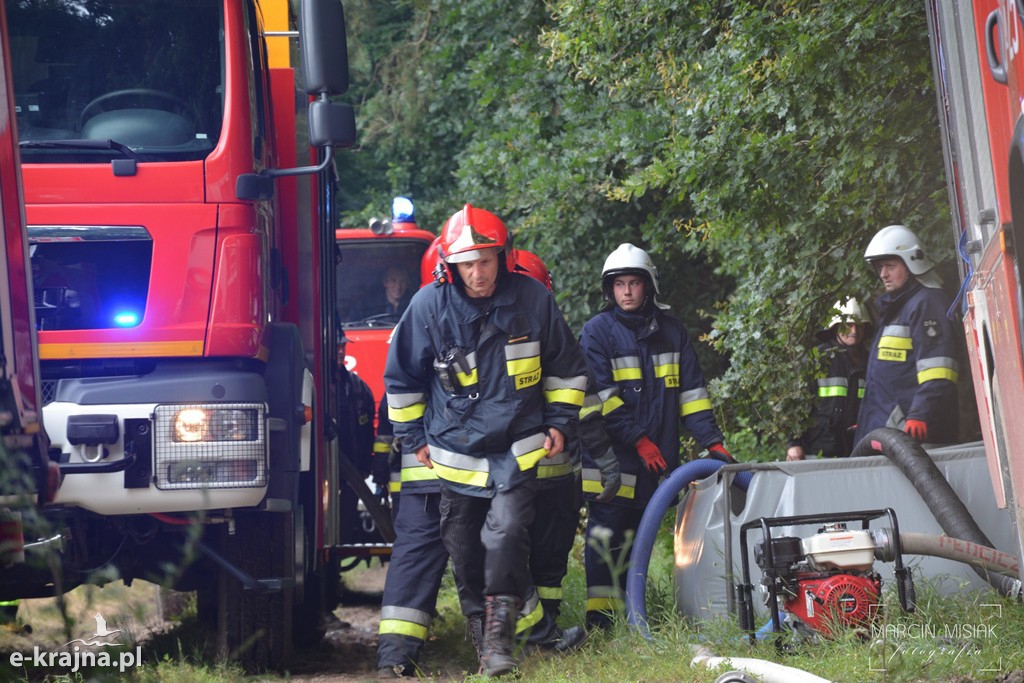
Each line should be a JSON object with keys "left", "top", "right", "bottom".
{"left": 592, "top": 446, "right": 622, "bottom": 503}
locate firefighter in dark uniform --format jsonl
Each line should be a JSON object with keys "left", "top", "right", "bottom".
{"left": 579, "top": 243, "right": 732, "bottom": 629}
{"left": 336, "top": 329, "right": 377, "bottom": 545}
{"left": 786, "top": 297, "right": 872, "bottom": 460}
{"left": 855, "top": 224, "right": 960, "bottom": 446}
{"left": 375, "top": 392, "right": 450, "bottom": 678}
{"left": 384, "top": 204, "right": 588, "bottom": 677}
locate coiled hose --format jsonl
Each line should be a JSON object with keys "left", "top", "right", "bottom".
{"left": 852, "top": 428, "right": 1022, "bottom": 598}
{"left": 625, "top": 459, "right": 753, "bottom": 639}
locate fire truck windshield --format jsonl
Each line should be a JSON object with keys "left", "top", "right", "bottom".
{"left": 6, "top": 0, "right": 223, "bottom": 162}
{"left": 337, "top": 240, "right": 427, "bottom": 328}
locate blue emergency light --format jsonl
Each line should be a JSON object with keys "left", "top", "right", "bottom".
{"left": 392, "top": 196, "right": 415, "bottom": 222}
{"left": 113, "top": 311, "right": 140, "bottom": 327}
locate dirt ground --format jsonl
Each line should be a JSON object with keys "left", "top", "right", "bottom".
{"left": 0, "top": 562, "right": 473, "bottom": 683}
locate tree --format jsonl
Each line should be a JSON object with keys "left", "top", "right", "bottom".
{"left": 340, "top": 0, "right": 958, "bottom": 455}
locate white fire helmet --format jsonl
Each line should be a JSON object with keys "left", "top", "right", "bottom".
{"left": 864, "top": 224, "right": 942, "bottom": 288}
{"left": 601, "top": 243, "right": 669, "bottom": 310}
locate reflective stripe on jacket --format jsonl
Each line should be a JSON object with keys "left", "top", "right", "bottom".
{"left": 385, "top": 273, "right": 588, "bottom": 497}
{"left": 579, "top": 307, "right": 723, "bottom": 507}
{"left": 854, "top": 281, "right": 960, "bottom": 444}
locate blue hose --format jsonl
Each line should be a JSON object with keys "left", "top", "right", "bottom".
{"left": 625, "top": 459, "right": 753, "bottom": 639}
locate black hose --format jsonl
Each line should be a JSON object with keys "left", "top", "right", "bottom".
{"left": 852, "top": 428, "right": 1021, "bottom": 597}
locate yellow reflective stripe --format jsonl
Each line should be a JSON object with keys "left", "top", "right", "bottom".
{"left": 513, "top": 433, "right": 549, "bottom": 471}
{"left": 39, "top": 340, "right": 203, "bottom": 359}
{"left": 537, "top": 462, "right": 573, "bottom": 479}
{"left": 545, "top": 388, "right": 584, "bottom": 405}
{"left": 653, "top": 363, "right": 679, "bottom": 378}
{"left": 612, "top": 367, "right": 642, "bottom": 381}
{"left": 818, "top": 386, "right": 848, "bottom": 398}
{"left": 388, "top": 392, "right": 427, "bottom": 423}
{"left": 543, "top": 376, "right": 587, "bottom": 406}
{"left": 389, "top": 403, "right": 425, "bottom": 422}
{"left": 580, "top": 402, "right": 602, "bottom": 419}
{"left": 879, "top": 335, "right": 912, "bottom": 350}
{"left": 507, "top": 356, "right": 541, "bottom": 376}
{"left": 681, "top": 398, "right": 712, "bottom": 417}
{"left": 379, "top": 619, "right": 428, "bottom": 640}
{"left": 582, "top": 477, "right": 634, "bottom": 500}
{"left": 586, "top": 597, "right": 623, "bottom": 613}
{"left": 401, "top": 466, "right": 439, "bottom": 482}
{"left": 373, "top": 442, "right": 391, "bottom": 454}
{"left": 602, "top": 395, "right": 625, "bottom": 415}
{"left": 515, "top": 598, "right": 544, "bottom": 634}
{"left": 432, "top": 461, "right": 488, "bottom": 487}
{"left": 537, "top": 586, "right": 563, "bottom": 601}
{"left": 388, "top": 481, "right": 401, "bottom": 493}
{"left": 918, "top": 367, "right": 959, "bottom": 383}
{"left": 456, "top": 367, "right": 479, "bottom": 386}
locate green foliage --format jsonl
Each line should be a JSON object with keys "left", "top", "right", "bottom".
{"left": 339, "top": 0, "right": 956, "bottom": 444}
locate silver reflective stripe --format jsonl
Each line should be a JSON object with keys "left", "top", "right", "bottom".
{"left": 505, "top": 341, "right": 541, "bottom": 360}
{"left": 916, "top": 356, "right": 959, "bottom": 372}
{"left": 611, "top": 356, "right": 641, "bottom": 371}
{"left": 401, "top": 452, "right": 429, "bottom": 469}
{"left": 882, "top": 324, "right": 911, "bottom": 338}
{"left": 511, "top": 433, "right": 548, "bottom": 457}
{"left": 381, "top": 605, "right": 432, "bottom": 626}
{"left": 817, "top": 378, "right": 848, "bottom": 388}
{"left": 543, "top": 375, "right": 588, "bottom": 392}
{"left": 429, "top": 446, "right": 489, "bottom": 472}
{"left": 652, "top": 351, "right": 680, "bottom": 366}
{"left": 387, "top": 391, "right": 426, "bottom": 408}
{"left": 587, "top": 585, "right": 620, "bottom": 599}
{"left": 597, "top": 387, "right": 619, "bottom": 402}
{"left": 680, "top": 388, "right": 710, "bottom": 403}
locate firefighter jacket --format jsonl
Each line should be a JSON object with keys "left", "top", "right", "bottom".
{"left": 384, "top": 272, "right": 589, "bottom": 498}
{"left": 337, "top": 366, "right": 375, "bottom": 476}
{"left": 792, "top": 341, "right": 866, "bottom": 458}
{"left": 854, "top": 281, "right": 960, "bottom": 445}
{"left": 579, "top": 306, "right": 724, "bottom": 508}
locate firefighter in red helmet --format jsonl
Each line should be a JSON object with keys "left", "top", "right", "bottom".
{"left": 384, "top": 205, "right": 588, "bottom": 676}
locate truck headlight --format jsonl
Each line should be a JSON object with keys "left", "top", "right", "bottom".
{"left": 172, "top": 407, "right": 258, "bottom": 442}
{"left": 155, "top": 403, "right": 267, "bottom": 490}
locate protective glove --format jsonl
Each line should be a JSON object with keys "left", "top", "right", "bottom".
{"left": 591, "top": 446, "right": 622, "bottom": 502}
{"left": 904, "top": 419, "right": 928, "bottom": 442}
{"left": 635, "top": 436, "right": 666, "bottom": 473}
{"left": 705, "top": 442, "right": 736, "bottom": 465}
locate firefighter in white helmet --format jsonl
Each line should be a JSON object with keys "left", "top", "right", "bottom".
{"left": 854, "top": 225, "right": 960, "bottom": 446}
{"left": 786, "top": 297, "right": 873, "bottom": 460}
{"left": 578, "top": 243, "right": 732, "bottom": 629}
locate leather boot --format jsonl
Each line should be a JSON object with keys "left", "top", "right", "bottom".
{"left": 480, "top": 594, "right": 520, "bottom": 677}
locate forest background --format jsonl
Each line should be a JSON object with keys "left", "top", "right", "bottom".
{"left": 333, "top": 0, "right": 974, "bottom": 457}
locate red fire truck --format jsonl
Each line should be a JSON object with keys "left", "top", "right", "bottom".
{"left": 5, "top": 0, "right": 354, "bottom": 668}
{"left": 927, "top": 0, "right": 1024, "bottom": 570}
{"left": 0, "top": 0, "right": 56, "bottom": 575}
{"left": 335, "top": 197, "right": 436, "bottom": 405}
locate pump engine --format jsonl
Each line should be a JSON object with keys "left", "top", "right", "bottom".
{"left": 737, "top": 509, "right": 915, "bottom": 641}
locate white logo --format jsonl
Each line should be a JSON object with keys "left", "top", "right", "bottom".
{"left": 9, "top": 611, "right": 142, "bottom": 674}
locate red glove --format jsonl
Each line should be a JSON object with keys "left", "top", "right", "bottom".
{"left": 904, "top": 419, "right": 928, "bottom": 442}
{"left": 706, "top": 442, "right": 736, "bottom": 464}
{"left": 635, "top": 436, "right": 667, "bottom": 473}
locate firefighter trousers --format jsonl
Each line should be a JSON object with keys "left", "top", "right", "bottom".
{"left": 529, "top": 476, "right": 581, "bottom": 618}
{"left": 376, "top": 491, "right": 449, "bottom": 671}
{"left": 439, "top": 479, "right": 537, "bottom": 618}
{"left": 584, "top": 501, "right": 644, "bottom": 628}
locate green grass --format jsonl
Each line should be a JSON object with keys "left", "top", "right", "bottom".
{"left": 3, "top": 514, "right": 1022, "bottom": 682}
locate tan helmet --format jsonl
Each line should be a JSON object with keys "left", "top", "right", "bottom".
{"left": 816, "top": 297, "right": 873, "bottom": 342}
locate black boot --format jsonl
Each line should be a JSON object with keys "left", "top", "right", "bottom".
{"left": 544, "top": 624, "right": 588, "bottom": 653}
{"left": 481, "top": 594, "right": 520, "bottom": 677}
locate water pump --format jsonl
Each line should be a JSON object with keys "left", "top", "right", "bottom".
{"left": 737, "top": 508, "right": 915, "bottom": 641}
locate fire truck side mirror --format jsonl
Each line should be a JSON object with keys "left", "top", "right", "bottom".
{"left": 300, "top": 0, "right": 350, "bottom": 96}
{"left": 309, "top": 99, "right": 356, "bottom": 149}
